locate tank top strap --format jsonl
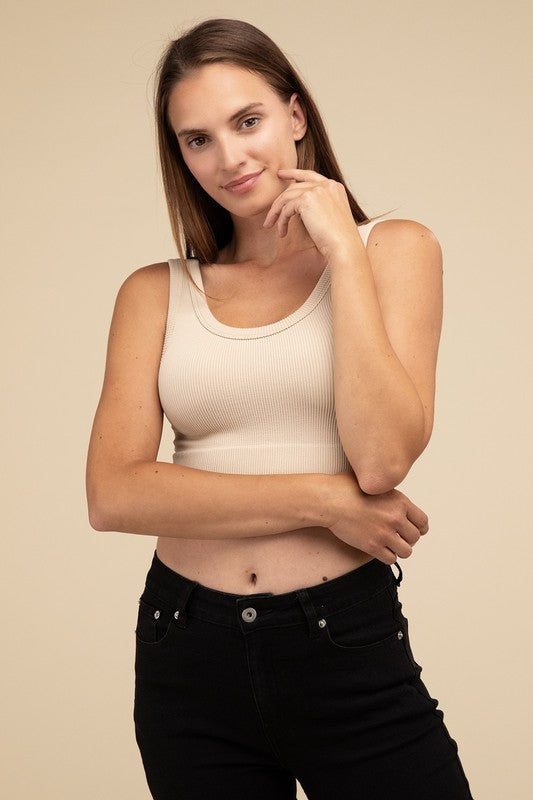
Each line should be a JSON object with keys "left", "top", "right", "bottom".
{"left": 161, "top": 258, "right": 189, "bottom": 358}
{"left": 357, "top": 216, "right": 391, "bottom": 247}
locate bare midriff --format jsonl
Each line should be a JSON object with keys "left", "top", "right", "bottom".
{"left": 156, "top": 530, "right": 373, "bottom": 595}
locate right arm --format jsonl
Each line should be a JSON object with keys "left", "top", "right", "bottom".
{"left": 85, "top": 263, "right": 328, "bottom": 539}
{"left": 85, "top": 263, "right": 428, "bottom": 562}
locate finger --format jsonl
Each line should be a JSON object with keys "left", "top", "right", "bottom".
{"left": 263, "top": 184, "right": 317, "bottom": 228}
{"left": 264, "top": 195, "right": 303, "bottom": 236}
{"left": 395, "top": 520, "right": 422, "bottom": 547}
{"left": 387, "top": 532, "right": 413, "bottom": 560}
{"left": 276, "top": 199, "right": 302, "bottom": 237}
{"left": 277, "top": 168, "right": 327, "bottom": 182}
{"left": 380, "top": 547, "right": 408, "bottom": 566}
{"left": 404, "top": 501, "right": 429, "bottom": 535}
{"left": 377, "top": 549, "right": 398, "bottom": 566}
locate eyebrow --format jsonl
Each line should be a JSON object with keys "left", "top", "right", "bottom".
{"left": 176, "top": 102, "right": 265, "bottom": 138}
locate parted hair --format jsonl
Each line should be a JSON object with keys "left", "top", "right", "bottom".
{"left": 154, "top": 18, "right": 372, "bottom": 278}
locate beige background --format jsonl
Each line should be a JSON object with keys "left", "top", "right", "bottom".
{"left": 2, "top": 0, "right": 531, "bottom": 797}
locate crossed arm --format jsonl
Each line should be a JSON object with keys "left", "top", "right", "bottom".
{"left": 329, "top": 218, "right": 443, "bottom": 494}
{"left": 85, "top": 218, "right": 439, "bottom": 560}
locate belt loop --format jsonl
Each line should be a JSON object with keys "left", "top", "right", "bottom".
{"left": 391, "top": 561, "right": 403, "bottom": 587}
{"left": 296, "top": 589, "right": 320, "bottom": 639}
{"left": 174, "top": 579, "right": 199, "bottom": 628}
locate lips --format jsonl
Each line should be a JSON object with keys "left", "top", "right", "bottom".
{"left": 223, "top": 170, "right": 263, "bottom": 190}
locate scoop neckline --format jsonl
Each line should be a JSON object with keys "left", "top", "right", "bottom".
{"left": 188, "top": 258, "right": 332, "bottom": 340}
{"left": 187, "top": 220, "right": 376, "bottom": 340}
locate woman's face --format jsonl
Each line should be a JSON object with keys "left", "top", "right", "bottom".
{"left": 167, "top": 63, "right": 307, "bottom": 218}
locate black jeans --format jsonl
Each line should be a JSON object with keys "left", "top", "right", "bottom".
{"left": 134, "top": 551, "right": 473, "bottom": 799}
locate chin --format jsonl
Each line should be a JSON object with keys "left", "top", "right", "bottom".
{"left": 224, "top": 193, "right": 278, "bottom": 218}
{"left": 230, "top": 203, "right": 270, "bottom": 220}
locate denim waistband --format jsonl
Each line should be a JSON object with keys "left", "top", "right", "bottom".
{"left": 142, "top": 551, "right": 403, "bottom": 635}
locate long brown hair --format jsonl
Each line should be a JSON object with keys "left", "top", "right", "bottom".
{"left": 154, "top": 18, "right": 378, "bottom": 287}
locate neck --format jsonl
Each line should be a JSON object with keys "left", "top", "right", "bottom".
{"left": 219, "top": 210, "right": 318, "bottom": 267}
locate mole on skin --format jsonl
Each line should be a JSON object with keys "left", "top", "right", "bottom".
{"left": 248, "top": 573, "right": 328, "bottom": 584}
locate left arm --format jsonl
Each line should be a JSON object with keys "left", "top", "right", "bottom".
{"left": 329, "top": 219, "right": 443, "bottom": 494}
{"left": 264, "top": 170, "right": 443, "bottom": 495}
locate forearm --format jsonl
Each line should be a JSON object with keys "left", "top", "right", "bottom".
{"left": 329, "top": 242, "right": 426, "bottom": 493}
{"left": 87, "top": 460, "right": 330, "bottom": 538}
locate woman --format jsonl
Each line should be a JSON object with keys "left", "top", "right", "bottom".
{"left": 86, "top": 18, "right": 473, "bottom": 800}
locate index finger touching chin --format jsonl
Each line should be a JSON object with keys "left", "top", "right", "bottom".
{"left": 277, "top": 168, "right": 325, "bottom": 182}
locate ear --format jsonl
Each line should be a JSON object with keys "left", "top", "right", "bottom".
{"left": 289, "top": 93, "right": 307, "bottom": 141}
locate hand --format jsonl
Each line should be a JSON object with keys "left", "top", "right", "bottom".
{"left": 324, "top": 470, "right": 429, "bottom": 565}
{"left": 262, "top": 168, "right": 362, "bottom": 260}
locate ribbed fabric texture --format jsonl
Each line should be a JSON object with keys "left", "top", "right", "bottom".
{"left": 158, "top": 218, "right": 385, "bottom": 474}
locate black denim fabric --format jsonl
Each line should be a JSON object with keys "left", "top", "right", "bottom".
{"left": 134, "top": 551, "right": 473, "bottom": 799}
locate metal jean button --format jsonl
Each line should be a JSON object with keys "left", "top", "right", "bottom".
{"left": 241, "top": 607, "right": 257, "bottom": 623}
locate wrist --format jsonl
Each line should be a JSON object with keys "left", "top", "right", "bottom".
{"left": 322, "top": 224, "right": 366, "bottom": 265}
{"left": 327, "top": 240, "right": 367, "bottom": 269}
{"left": 304, "top": 473, "right": 338, "bottom": 529}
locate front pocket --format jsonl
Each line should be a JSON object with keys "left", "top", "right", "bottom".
{"left": 135, "top": 590, "right": 177, "bottom": 646}
{"left": 321, "top": 584, "right": 402, "bottom": 652}
{"left": 324, "top": 623, "right": 405, "bottom": 653}
{"left": 397, "top": 614, "right": 424, "bottom": 673}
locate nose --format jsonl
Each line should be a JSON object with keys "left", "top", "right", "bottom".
{"left": 217, "top": 134, "right": 246, "bottom": 173}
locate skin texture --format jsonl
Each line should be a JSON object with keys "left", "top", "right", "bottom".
{"left": 168, "top": 63, "right": 310, "bottom": 265}
{"left": 169, "top": 63, "right": 443, "bottom": 493}
{"left": 86, "top": 62, "right": 439, "bottom": 574}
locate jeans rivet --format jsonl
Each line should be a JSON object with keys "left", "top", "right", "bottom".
{"left": 397, "top": 630, "right": 404, "bottom": 640}
{"left": 318, "top": 619, "right": 327, "bottom": 628}
{"left": 154, "top": 610, "right": 161, "bottom": 620}
{"left": 174, "top": 611, "right": 180, "bottom": 620}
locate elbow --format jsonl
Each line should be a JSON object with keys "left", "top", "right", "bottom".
{"left": 353, "top": 429, "right": 431, "bottom": 495}
{"left": 88, "top": 507, "right": 112, "bottom": 532}
{"left": 86, "top": 460, "right": 147, "bottom": 533}
{"left": 87, "top": 497, "right": 115, "bottom": 532}
{"left": 354, "top": 456, "right": 413, "bottom": 495}
{"left": 86, "top": 478, "right": 120, "bottom": 532}
{"left": 357, "top": 471, "right": 405, "bottom": 496}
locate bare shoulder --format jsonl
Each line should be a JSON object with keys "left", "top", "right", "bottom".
{"left": 117, "top": 260, "right": 170, "bottom": 303}
{"left": 113, "top": 261, "right": 170, "bottom": 329}
{"left": 364, "top": 218, "right": 443, "bottom": 347}
{"left": 366, "top": 218, "right": 442, "bottom": 272}
{"left": 87, "top": 261, "right": 172, "bottom": 494}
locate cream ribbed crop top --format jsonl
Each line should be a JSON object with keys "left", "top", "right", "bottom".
{"left": 158, "top": 218, "right": 385, "bottom": 475}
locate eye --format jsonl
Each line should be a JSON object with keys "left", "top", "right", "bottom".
{"left": 241, "top": 116, "right": 260, "bottom": 129}
{"left": 187, "top": 135, "right": 208, "bottom": 149}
